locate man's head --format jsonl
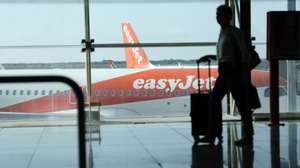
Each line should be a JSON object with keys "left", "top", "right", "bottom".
{"left": 216, "top": 5, "right": 232, "bottom": 28}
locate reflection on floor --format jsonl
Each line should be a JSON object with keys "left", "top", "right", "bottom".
{"left": 0, "top": 122, "right": 299, "bottom": 168}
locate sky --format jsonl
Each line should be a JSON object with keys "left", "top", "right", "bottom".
{"left": 0, "top": 0, "right": 298, "bottom": 63}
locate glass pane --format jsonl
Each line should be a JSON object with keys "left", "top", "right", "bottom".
{"left": 0, "top": 2, "right": 85, "bottom": 64}
{"left": 90, "top": 1, "right": 224, "bottom": 43}
{"left": 0, "top": 2, "right": 86, "bottom": 166}
{"left": 278, "top": 60, "right": 300, "bottom": 116}
{"left": 279, "top": 123, "right": 300, "bottom": 168}
{"left": 251, "top": 0, "right": 290, "bottom": 119}
{"left": 0, "top": 82, "right": 80, "bottom": 167}
{"left": 0, "top": 2, "right": 84, "bottom": 46}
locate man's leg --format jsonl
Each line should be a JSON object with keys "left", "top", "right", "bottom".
{"left": 207, "top": 76, "right": 228, "bottom": 139}
{"left": 230, "top": 76, "right": 254, "bottom": 145}
{"left": 240, "top": 109, "right": 254, "bottom": 137}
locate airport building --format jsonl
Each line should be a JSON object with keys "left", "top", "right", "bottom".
{"left": 0, "top": 0, "right": 299, "bottom": 167}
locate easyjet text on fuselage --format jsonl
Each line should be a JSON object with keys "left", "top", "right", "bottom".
{"left": 133, "top": 75, "right": 216, "bottom": 92}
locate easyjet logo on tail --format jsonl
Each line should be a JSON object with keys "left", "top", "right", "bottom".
{"left": 123, "top": 24, "right": 143, "bottom": 64}
{"left": 122, "top": 22, "right": 150, "bottom": 68}
{"left": 133, "top": 75, "right": 216, "bottom": 92}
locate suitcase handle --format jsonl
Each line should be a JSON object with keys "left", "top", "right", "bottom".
{"left": 196, "top": 55, "right": 216, "bottom": 93}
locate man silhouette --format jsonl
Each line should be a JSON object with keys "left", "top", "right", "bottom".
{"left": 197, "top": 4, "right": 254, "bottom": 146}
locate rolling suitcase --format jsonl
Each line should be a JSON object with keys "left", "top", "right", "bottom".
{"left": 190, "top": 55, "right": 215, "bottom": 142}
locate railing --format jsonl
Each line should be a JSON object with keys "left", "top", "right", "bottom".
{"left": 92, "top": 42, "right": 217, "bottom": 48}
{"left": 0, "top": 76, "right": 86, "bottom": 168}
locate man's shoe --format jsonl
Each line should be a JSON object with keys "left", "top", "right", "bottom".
{"left": 235, "top": 137, "right": 253, "bottom": 146}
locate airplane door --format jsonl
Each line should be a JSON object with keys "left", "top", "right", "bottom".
{"left": 68, "top": 90, "right": 77, "bottom": 105}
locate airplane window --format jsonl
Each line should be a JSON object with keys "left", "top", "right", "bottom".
{"left": 103, "top": 90, "right": 109, "bottom": 97}
{"left": 13, "top": 90, "right": 16, "bottom": 96}
{"left": 64, "top": 90, "right": 68, "bottom": 96}
{"left": 166, "top": 91, "right": 171, "bottom": 97}
{"left": 150, "top": 90, "right": 155, "bottom": 96}
{"left": 158, "top": 90, "right": 163, "bottom": 97}
{"left": 126, "top": 90, "right": 131, "bottom": 96}
{"left": 34, "top": 90, "right": 38, "bottom": 96}
{"left": 0, "top": 90, "right": 2, "bottom": 95}
{"left": 49, "top": 90, "right": 53, "bottom": 95}
{"left": 175, "top": 91, "right": 180, "bottom": 97}
{"left": 184, "top": 90, "right": 189, "bottom": 96}
{"left": 264, "top": 88, "right": 269, "bottom": 97}
{"left": 20, "top": 90, "right": 24, "bottom": 96}
{"left": 6, "top": 90, "right": 9, "bottom": 95}
{"left": 279, "top": 87, "right": 287, "bottom": 96}
{"left": 134, "top": 90, "right": 139, "bottom": 96}
{"left": 264, "top": 87, "right": 287, "bottom": 97}
{"left": 96, "top": 89, "right": 100, "bottom": 97}
{"left": 118, "top": 90, "right": 123, "bottom": 96}
{"left": 56, "top": 90, "right": 60, "bottom": 95}
{"left": 142, "top": 90, "right": 147, "bottom": 96}
{"left": 111, "top": 90, "right": 115, "bottom": 96}
{"left": 41, "top": 90, "right": 46, "bottom": 96}
{"left": 27, "top": 90, "right": 31, "bottom": 96}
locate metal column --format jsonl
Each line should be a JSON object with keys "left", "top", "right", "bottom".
{"left": 270, "top": 126, "right": 281, "bottom": 168}
{"left": 287, "top": 0, "right": 297, "bottom": 113}
{"left": 83, "top": 0, "right": 93, "bottom": 168}
{"left": 240, "top": 0, "right": 251, "bottom": 48}
{"left": 83, "top": 0, "right": 92, "bottom": 107}
{"left": 270, "top": 60, "right": 280, "bottom": 125}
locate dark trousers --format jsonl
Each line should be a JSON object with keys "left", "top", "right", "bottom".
{"left": 207, "top": 63, "right": 253, "bottom": 138}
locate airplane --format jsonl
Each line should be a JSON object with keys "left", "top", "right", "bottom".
{"left": 0, "top": 22, "right": 288, "bottom": 118}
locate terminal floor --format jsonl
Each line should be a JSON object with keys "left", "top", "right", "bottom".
{"left": 0, "top": 122, "right": 299, "bottom": 168}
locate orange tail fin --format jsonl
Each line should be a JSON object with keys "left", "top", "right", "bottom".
{"left": 122, "top": 22, "right": 151, "bottom": 68}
